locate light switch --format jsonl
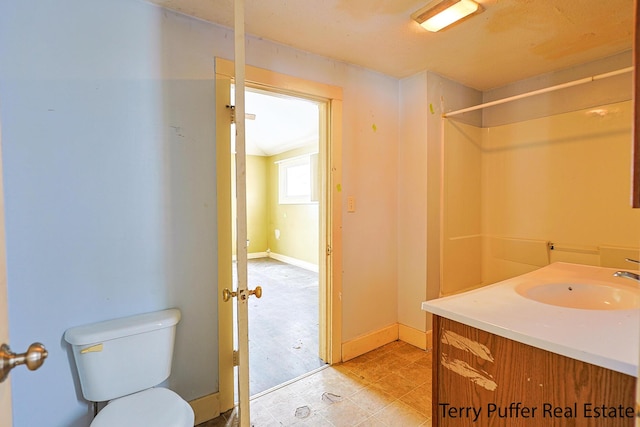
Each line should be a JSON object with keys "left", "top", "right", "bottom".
{"left": 347, "top": 196, "right": 356, "bottom": 213}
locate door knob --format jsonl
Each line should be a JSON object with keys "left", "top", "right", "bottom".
{"left": 222, "top": 286, "right": 263, "bottom": 302}
{"left": 0, "top": 342, "right": 48, "bottom": 383}
{"left": 248, "top": 286, "right": 263, "bottom": 299}
{"left": 222, "top": 288, "right": 237, "bottom": 302}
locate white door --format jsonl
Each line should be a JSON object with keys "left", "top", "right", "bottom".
{"left": 232, "top": 42, "right": 253, "bottom": 426}
{"left": 216, "top": 72, "right": 256, "bottom": 425}
{"left": 216, "top": 57, "right": 344, "bottom": 424}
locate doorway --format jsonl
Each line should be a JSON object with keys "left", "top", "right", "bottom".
{"left": 215, "top": 57, "right": 343, "bottom": 418}
{"left": 234, "top": 87, "right": 326, "bottom": 396}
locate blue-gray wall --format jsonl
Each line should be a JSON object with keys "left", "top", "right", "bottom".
{"left": 0, "top": 1, "right": 221, "bottom": 425}
{"left": 0, "top": 1, "right": 403, "bottom": 425}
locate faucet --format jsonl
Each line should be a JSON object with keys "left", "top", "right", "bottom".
{"left": 613, "top": 258, "right": 640, "bottom": 283}
{"left": 613, "top": 270, "right": 640, "bottom": 283}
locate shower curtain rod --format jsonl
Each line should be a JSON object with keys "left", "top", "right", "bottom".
{"left": 443, "top": 66, "right": 634, "bottom": 118}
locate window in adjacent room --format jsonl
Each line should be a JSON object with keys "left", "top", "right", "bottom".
{"left": 278, "top": 153, "right": 318, "bottom": 204}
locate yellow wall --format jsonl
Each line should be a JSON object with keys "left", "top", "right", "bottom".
{"left": 240, "top": 150, "right": 318, "bottom": 266}
{"left": 442, "top": 100, "right": 640, "bottom": 294}
{"left": 266, "top": 147, "right": 319, "bottom": 265}
{"left": 246, "top": 155, "right": 269, "bottom": 253}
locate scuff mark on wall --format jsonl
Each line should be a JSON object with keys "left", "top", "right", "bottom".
{"left": 441, "top": 329, "right": 495, "bottom": 362}
{"left": 441, "top": 353, "right": 498, "bottom": 392}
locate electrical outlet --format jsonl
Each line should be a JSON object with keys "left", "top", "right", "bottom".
{"left": 347, "top": 196, "right": 356, "bottom": 213}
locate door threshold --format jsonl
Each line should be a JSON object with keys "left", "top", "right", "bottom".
{"left": 249, "top": 364, "right": 330, "bottom": 401}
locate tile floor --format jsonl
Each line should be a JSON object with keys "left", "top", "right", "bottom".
{"left": 198, "top": 340, "right": 433, "bottom": 426}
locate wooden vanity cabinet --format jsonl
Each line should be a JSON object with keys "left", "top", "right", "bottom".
{"left": 432, "top": 316, "right": 637, "bottom": 426}
{"left": 633, "top": 0, "right": 640, "bottom": 207}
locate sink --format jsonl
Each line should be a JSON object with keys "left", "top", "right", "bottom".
{"left": 515, "top": 281, "right": 640, "bottom": 310}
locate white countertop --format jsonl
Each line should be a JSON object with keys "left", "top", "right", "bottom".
{"left": 422, "top": 262, "right": 640, "bottom": 377}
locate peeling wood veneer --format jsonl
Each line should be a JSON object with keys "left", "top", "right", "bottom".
{"left": 432, "top": 316, "right": 636, "bottom": 426}
{"left": 441, "top": 329, "right": 495, "bottom": 362}
{"left": 441, "top": 353, "right": 498, "bottom": 392}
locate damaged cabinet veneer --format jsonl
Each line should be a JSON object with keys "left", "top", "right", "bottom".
{"left": 432, "top": 316, "right": 637, "bottom": 426}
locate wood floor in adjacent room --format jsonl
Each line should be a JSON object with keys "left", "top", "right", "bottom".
{"left": 246, "top": 257, "right": 326, "bottom": 395}
{"left": 199, "top": 340, "right": 433, "bottom": 426}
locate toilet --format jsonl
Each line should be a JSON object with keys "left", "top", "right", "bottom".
{"left": 64, "top": 308, "right": 194, "bottom": 427}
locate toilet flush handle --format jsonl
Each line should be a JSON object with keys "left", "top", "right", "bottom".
{"left": 0, "top": 342, "right": 48, "bottom": 383}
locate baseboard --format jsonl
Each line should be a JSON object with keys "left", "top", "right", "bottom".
{"left": 189, "top": 392, "right": 220, "bottom": 425}
{"left": 398, "top": 323, "right": 432, "bottom": 351}
{"left": 268, "top": 252, "right": 319, "bottom": 273}
{"left": 248, "top": 251, "right": 269, "bottom": 259}
{"left": 342, "top": 323, "right": 399, "bottom": 361}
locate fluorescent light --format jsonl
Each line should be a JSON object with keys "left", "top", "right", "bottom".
{"left": 412, "top": 0, "right": 482, "bottom": 32}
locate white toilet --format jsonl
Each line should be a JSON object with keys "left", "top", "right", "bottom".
{"left": 64, "top": 308, "right": 194, "bottom": 427}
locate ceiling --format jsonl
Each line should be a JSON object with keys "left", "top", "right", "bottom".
{"left": 148, "top": 0, "right": 634, "bottom": 156}
{"left": 146, "top": 0, "right": 633, "bottom": 91}
{"left": 241, "top": 89, "right": 319, "bottom": 156}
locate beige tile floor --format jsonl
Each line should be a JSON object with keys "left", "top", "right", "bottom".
{"left": 199, "top": 340, "right": 433, "bottom": 426}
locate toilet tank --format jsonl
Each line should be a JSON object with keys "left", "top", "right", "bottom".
{"left": 64, "top": 309, "right": 181, "bottom": 402}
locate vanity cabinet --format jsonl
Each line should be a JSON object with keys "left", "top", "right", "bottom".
{"left": 432, "top": 316, "right": 637, "bottom": 427}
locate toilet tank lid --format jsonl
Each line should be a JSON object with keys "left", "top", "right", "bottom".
{"left": 64, "top": 309, "right": 181, "bottom": 345}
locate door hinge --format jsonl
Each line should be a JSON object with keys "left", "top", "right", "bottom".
{"left": 232, "top": 350, "right": 239, "bottom": 366}
{"left": 326, "top": 245, "right": 332, "bottom": 256}
{"left": 226, "top": 105, "right": 236, "bottom": 124}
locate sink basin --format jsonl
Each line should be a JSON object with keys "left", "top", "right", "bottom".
{"left": 515, "top": 282, "right": 640, "bottom": 310}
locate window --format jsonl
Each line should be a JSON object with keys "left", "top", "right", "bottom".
{"left": 278, "top": 154, "right": 318, "bottom": 204}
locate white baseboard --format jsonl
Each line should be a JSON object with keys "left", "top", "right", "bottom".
{"left": 342, "top": 324, "right": 399, "bottom": 361}
{"left": 342, "top": 323, "right": 434, "bottom": 362}
{"left": 268, "top": 252, "right": 319, "bottom": 273}
{"left": 398, "top": 323, "right": 432, "bottom": 350}
{"left": 189, "top": 392, "right": 220, "bottom": 425}
{"left": 248, "top": 251, "right": 269, "bottom": 259}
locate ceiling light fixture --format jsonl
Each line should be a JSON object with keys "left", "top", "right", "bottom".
{"left": 411, "top": 0, "right": 483, "bottom": 32}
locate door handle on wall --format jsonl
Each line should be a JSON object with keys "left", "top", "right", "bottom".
{"left": 0, "top": 342, "right": 48, "bottom": 383}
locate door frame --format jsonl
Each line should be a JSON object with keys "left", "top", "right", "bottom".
{"left": 215, "top": 57, "right": 343, "bottom": 414}
{"left": 0, "top": 101, "right": 12, "bottom": 427}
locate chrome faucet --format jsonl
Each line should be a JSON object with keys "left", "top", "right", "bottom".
{"left": 613, "top": 258, "right": 640, "bottom": 283}
{"left": 613, "top": 270, "right": 640, "bottom": 282}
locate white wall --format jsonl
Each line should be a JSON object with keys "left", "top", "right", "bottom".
{"left": 397, "top": 73, "right": 428, "bottom": 333}
{"left": 397, "top": 71, "right": 481, "bottom": 333}
{"left": 0, "top": 1, "right": 400, "bottom": 425}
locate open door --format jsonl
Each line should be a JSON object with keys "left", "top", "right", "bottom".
{"left": 216, "top": 64, "right": 257, "bottom": 426}
{"left": 216, "top": 58, "right": 343, "bottom": 424}
{"left": 216, "top": 73, "right": 236, "bottom": 415}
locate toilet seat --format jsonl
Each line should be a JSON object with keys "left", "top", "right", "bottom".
{"left": 90, "top": 387, "right": 194, "bottom": 427}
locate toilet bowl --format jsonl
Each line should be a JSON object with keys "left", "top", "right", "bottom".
{"left": 91, "top": 388, "right": 193, "bottom": 427}
{"left": 64, "top": 309, "right": 194, "bottom": 427}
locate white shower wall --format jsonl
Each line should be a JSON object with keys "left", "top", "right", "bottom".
{"left": 442, "top": 100, "right": 640, "bottom": 295}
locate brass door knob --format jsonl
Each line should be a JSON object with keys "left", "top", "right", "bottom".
{"left": 222, "top": 286, "right": 263, "bottom": 302}
{"left": 0, "top": 342, "right": 48, "bottom": 383}
{"left": 222, "top": 288, "right": 237, "bottom": 302}
{"left": 248, "top": 286, "right": 263, "bottom": 299}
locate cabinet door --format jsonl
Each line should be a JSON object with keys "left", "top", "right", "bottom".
{"left": 432, "top": 316, "right": 636, "bottom": 427}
